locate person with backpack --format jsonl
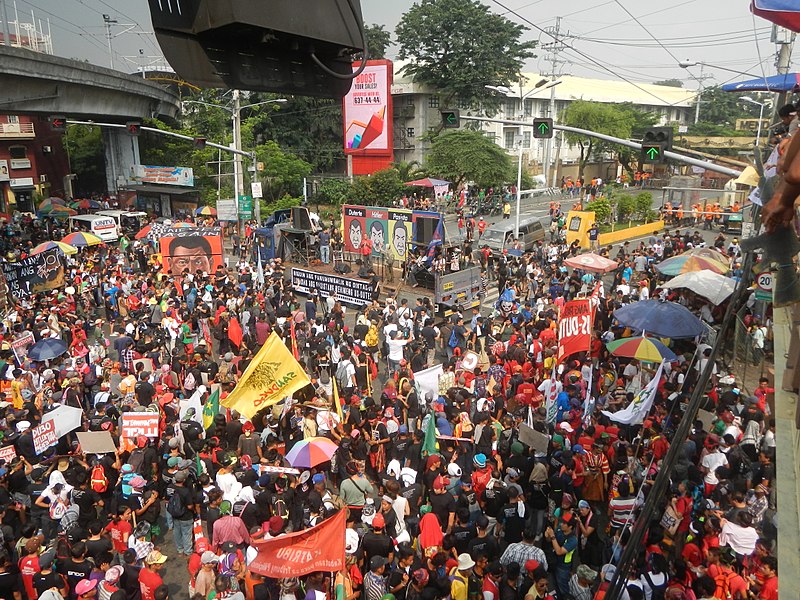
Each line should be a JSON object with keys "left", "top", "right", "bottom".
{"left": 166, "top": 470, "right": 196, "bottom": 556}
{"left": 35, "top": 470, "right": 73, "bottom": 540}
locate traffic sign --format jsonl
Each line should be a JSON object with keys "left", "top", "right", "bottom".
{"left": 533, "top": 117, "right": 553, "bottom": 139}
{"left": 755, "top": 271, "right": 773, "bottom": 302}
{"left": 251, "top": 181, "right": 263, "bottom": 199}
{"left": 48, "top": 115, "right": 67, "bottom": 133}
{"left": 641, "top": 144, "right": 664, "bottom": 164}
{"left": 238, "top": 194, "right": 253, "bottom": 218}
{"left": 642, "top": 126, "right": 674, "bottom": 152}
{"left": 441, "top": 109, "right": 460, "bottom": 128}
{"left": 126, "top": 121, "right": 141, "bottom": 136}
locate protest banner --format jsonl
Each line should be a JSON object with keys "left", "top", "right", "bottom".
{"left": 557, "top": 299, "right": 593, "bottom": 360}
{"left": 159, "top": 232, "right": 224, "bottom": 275}
{"left": 121, "top": 412, "right": 160, "bottom": 438}
{"left": 0, "top": 445, "right": 17, "bottom": 463}
{"left": 250, "top": 510, "right": 345, "bottom": 578}
{"left": 11, "top": 331, "right": 35, "bottom": 363}
{"left": 291, "top": 267, "right": 376, "bottom": 306}
{"left": 221, "top": 332, "right": 311, "bottom": 419}
{"left": 76, "top": 431, "right": 117, "bottom": 454}
{"left": 414, "top": 364, "right": 443, "bottom": 401}
{"left": 32, "top": 420, "right": 58, "bottom": 454}
{"left": 518, "top": 423, "right": 550, "bottom": 454}
{"left": 1, "top": 248, "right": 65, "bottom": 299}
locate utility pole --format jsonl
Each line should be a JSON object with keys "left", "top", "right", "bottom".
{"left": 694, "top": 63, "right": 704, "bottom": 124}
{"left": 772, "top": 25, "right": 796, "bottom": 118}
{"left": 232, "top": 89, "right": 244, "bottom": 237}
{"left": 103, "top": 14, "right": 117, "bottom": 70}
{"left": 542, "top": 17, "right": 566, "bottom": 188}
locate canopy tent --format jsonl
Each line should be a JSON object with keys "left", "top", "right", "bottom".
{"left": 752, "top": 0, "right": 800, "bottom": 32}
{"left": 404, "top": 178, "right": 450, "bottom": 187}
{"left": 721, "top": 72, "right": 800, "bottom": 93}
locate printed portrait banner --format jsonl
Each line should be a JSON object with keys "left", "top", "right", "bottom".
{"left": 343, "top": 205, "right": 366, "bottom": 252}
{"left": 148, "top": 224, "right": 221, "bottom": 239}
{"left": 388, "top": 209, "right": 412, "bottom": 263}
{"left": 121, "top": 412, "right": 160, "bottom": 438}
{"left": 557, "top": 299, "right": 594, "bottom": 360}
{"left": 32, "top": 420, "right": 58, "bottom": 455}
{"left": 11, "top": 331, "right": 35, "bottom": 364}
{"left": 1, "top": 248, "right": 65, "bottom": 299}
{"left": 250, "top": 510, "right": 345, "bottom": 578}
{"left": 221, "top": 332, "right": 311, "bottom": 419}
{"left": 291, "top": 268, "right": 376, "bottom": 306}
{"left": 365, "top": 207, "right": 389, "bottom": 256}
{"left": 159, "top": 234, "right": 224, "bottom": 275}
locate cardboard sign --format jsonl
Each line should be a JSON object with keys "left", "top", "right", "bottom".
{"left": 11, "top": 331, "right": 35, "bottom": 364}
{"left": 0, "top": 445, "right": 17, "bottom": 463}
{"left": 32, "top": 420, "right": 58, "bottom": 454}
{"left": 519, "top": 423, "right": 550, "bottom": 454}
{"left": 76, "top": 431, "right": 117, "bottom": 454}
{"left": 697, "top": 409, "right": 717, "bottom": 432}
{"left": 256, "top": 464, "right": 301, "bottom": 476}
{"left": 121, "top": 412, "right": 160, "bottom": 438}
{"left": 133, "top": 358, "right": 154, "bottom": 374}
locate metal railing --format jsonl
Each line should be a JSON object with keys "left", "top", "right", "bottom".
{"left": 0, "top": 122, "right": 34, "bottom": 136}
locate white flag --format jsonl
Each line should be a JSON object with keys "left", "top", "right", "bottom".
{"left": 544, "top": 364, "right": 559, "bottom": 425}
{"left": 602, "top": 361, "right": 665, "bottom": 425}
{"left": 256, "top": 251, "right": 265, "bottom": 287}
{"left": 582, "top": 366, "right": 594, "bottom": 425}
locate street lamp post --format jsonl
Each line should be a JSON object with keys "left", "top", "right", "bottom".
{"left": 485, "top": 80, "right": 561, "bottom": 241}
{"left": 740, "top": 96, "right": 769, "bottom": 146}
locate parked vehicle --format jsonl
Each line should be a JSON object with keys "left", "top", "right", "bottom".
{"left": 68, "top": 214, "right": 119, "bottom": 242}
{"left": 481, "top": 216, "right": 547, "bottom": 252}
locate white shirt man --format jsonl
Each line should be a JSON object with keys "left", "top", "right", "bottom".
{"left": 701, "top": 448, "right": 728, "bottom": 486}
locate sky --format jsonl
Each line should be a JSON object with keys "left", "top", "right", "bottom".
{"left": 14, "top": 0, "right": 791, "bottom": 91}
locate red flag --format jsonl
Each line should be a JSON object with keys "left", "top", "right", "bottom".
{"left": 289, "top": 319, "right": 300, "bottom": 360}
{"left": 249, "top": 510, "right": 346, "bottom": 578}
{"left": 228, "top": 317, "right": 243, "bottom": 348}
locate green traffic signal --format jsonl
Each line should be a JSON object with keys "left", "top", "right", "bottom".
{"left": 646, "top": 147, "right": 659, "bottom": 159}
{"left": 441, "top": 109, "right": 460, "bottom": 128}
{"left": 533, "top": 117, "right": 553, "bottom": 139}
{"left": 642, "top": 144, "right": 664, "bottom": 164}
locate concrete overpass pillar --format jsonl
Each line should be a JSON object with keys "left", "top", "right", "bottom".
{"left": 103, "top": 128, "right": 140, "bottom": 193}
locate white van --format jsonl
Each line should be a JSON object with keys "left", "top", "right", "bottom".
{"left": 96, "top": 210, "right": 148, "bottom": 232}
{"left": 68, "top": 214, "right": 119, "bottom": 242}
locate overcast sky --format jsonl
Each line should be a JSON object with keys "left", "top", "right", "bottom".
{"left": 17, "top": 0, "right": 790, "bottom": 90}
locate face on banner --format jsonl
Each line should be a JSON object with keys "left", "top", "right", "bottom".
{"left": 388, "top": 210, "right": 412, "bottom": 261}
{"left": 367, "top": 219, "right": 386, "bottom": 255}
{"left": 159, "top": 235, "right": 223, "bottom": 275}
{"left": 343, "top": 206, "right": 366, "bottom": 252}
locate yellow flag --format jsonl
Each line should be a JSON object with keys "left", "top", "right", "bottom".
{"left": 332, "top": 377, "right": 343, "bottom": 420}
{"left": 221, "top": 332, "right": 311, "bottom": 419}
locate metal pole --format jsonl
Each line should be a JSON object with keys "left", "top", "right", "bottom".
{"left": 545, "top": 82, "right": 557, "bottom": 186}
{"left": 515, "top": 139, "right": 522, "bottom": 240}
{"left": 232, "top": 89, "right": 245, "bottom": 238}
{"left": 1, "top": 0, "right": 11, "bottom": 46}
{"left": 104, "top": 19, "right": 114, "bottom": 70}
{"left": 755, "top": 104, "right": 764, "bottom": 147}
{"left": 694, "top": 63, "right": 704, "bottom": 124}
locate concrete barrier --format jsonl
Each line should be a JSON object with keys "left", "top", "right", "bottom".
{"left": 598, "top": 221, "right": 664, "bottom": 246}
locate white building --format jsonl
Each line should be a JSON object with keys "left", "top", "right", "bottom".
{"left": 391, "top": 65, "right": 696, "bottom": 181}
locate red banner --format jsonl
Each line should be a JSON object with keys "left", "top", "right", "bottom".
{"left": 557, "top": 299, "right": 593, "bottom": 361}
{"left": 249, "top": 510, "right": 346, "bottom": 578}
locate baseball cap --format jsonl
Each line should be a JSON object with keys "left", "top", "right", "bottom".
{"left": 433, "top": 475, "right": 449, "bottom": 491}
{"left": 473, "top": 453, "right": 487, "bottom": 468}
{"left": 312, "top": 473, "right": 326, "bottom": 484}
{"left": 145, "top": 550, "right": 167, "bottom": 564}
{"left": 201, "top": 551, "right": 219, "bottom": 564}
{"left": 75, "top": 579, "right": 98, "bottom": 596}
{"left": 167, "top": 456, "right": 181, "bottom": 468}
{"left": 105, "top": 565, "right": 124, "bottom": 584}
{"left": 370, "top": 555, "right": 388, "bottom": 571}
{"left": 372, "top": 513, "right": 385, "bottom": 529}
{"left": 412, "top": 568, "right": 429, "bottom": 586}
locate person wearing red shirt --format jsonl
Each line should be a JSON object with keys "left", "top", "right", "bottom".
{"left": 754, "top": 377, "right": 774, "bottom": 414}
{"left": 139, "top": 550, "right": 167, "bottom": 600}
{"left": 105, "top": 507, "right": 134, "bottom": 555}
{"left": 756, "top": 556, "right": 778, "bottom": 600}
{"left": 19, "top": 540, "right": 40, "bottom": 600}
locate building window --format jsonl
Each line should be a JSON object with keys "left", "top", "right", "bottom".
{"left": 406, "top": 95, "right": 414, "bottom": 106}
{"left": 523, "top": 131, "right": 531, "bottom": 148}
{"left": 428, "top": 95, "right": 440, "bottom": 108}
{"left": 6, "top": 115, "right": 18, "bottom": 124}
{"left": 504, "top": 130, "right": 516, "bottom": 149}
{"left": 505, "top": 99, "right": 516, "bottom": 116}
{"left": 523, "top": 99, "right": 532, "bottom": 117}
{"left": 9, "top": 146, "right": 27, "bottom": 160}
{"left": 406, "top": 127, "right": 415, "bottom": 138}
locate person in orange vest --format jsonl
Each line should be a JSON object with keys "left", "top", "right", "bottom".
{"left": 663, "top": 202, "right": 673, "bottom": 225}
{"left": 676, "top": 204, "right": 684, "bottom": 225}
{"left": 703, "top": 204, "right": 715, "bottom": 230}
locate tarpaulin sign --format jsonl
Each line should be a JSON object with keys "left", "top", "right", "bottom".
{"left": 1, "top": 248, "right": 65, "bottom": 299}
{"left": 557, "top": 299, "right": 593, "bottom": 360}
{"left": 11, "top": 331, "right": 35, "bottom": 363}
{"left": 121, "top": 413, "right": 160, "bottom": 438}
{"left": 32, "top": 420, "right": 58, "bottom": 454}
{"left": 250, "top": 509, "right": 345, "bottom": 578}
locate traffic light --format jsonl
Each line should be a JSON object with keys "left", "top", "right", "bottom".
{"left": 48, "top": 115, "right": 67, "bottom": 133}
{"left": 193, "top": 137, "right": 207, "bottom": 150}
{"left": 533, "top": 117, "right": 553, "bottom": 139}
{"left": 126, "top": 121, "right": 141, "bottom": 136}
{"left": 640, "top": 126, "right": 673, "bottom": 164}
{"left": 146, "top": 0, "right": 365, "bottom": 98}
{"left": 441, "top": 109, "right": 460, "bottom": 128}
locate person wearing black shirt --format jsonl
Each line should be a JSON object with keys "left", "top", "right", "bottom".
{"left": 361, "top": 514, "right": 395, "bottom": 566}
{"left": 405, "top": 430, "right": 424, "bottom": 473}
{"left": 497, "top": 487, "right": 527, "bottom": 544}
{"left": 59, "top": 542, "right": 93, "bottom": 600}
{"left": 0, "top": 552, "right": 21, "bottom": 600}
{"left": 391, "top": 428, "right": 412, "bottom": 462}
{"left": 72, "top": 473, "right": 103, "bottom": 528}
{"left": 429, "top": 477, "right": 456, "bottom": 533}
{"left": 451, "top": 509, "right": 476, "bottom": 555}
{"left": 134, "top": 373, "right": 157, "bottom": 405}
{"left": 120, "top": 549, "right": 142, "bottom": 600}
{"left": 467, "top": 516, "right": 501, "bottom": 562}
{"left": 33, "top": 551, "right": 66, "bottom": 598}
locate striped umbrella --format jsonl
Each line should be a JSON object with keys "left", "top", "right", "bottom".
{"left": 134, "top": 224, "right": 152, "bottom": 240}
{"left": 44, "top": 206, "right": 78, "bottom": 218}
{"left": 30, "top": 241, "right": 78, "bottom": 256}
{"left": 284, "top": 436, "right": 339, "bottom": 468}
{"left": 61, "top": 232, "right": 103, "bottom": 247}
{"left": 196, "top": 206, "right": 217, "bottom": 216}
{"left": 38, "top": 197, "right": 66, "bottom": 211}
{"left": 72, "top": 199, "right": 102, "bottom": 210}
{"left": 655, "top": 250, "right": 729, "bottom": 276}
{"left": 606, "top": 336, "right": 677, "bottom": 363}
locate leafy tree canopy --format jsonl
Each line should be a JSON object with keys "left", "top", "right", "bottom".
{"left": 363, "top": 24, "right": 392, "bottom": 59}
{"left": 396, "top": 0, "right": 536, "bottom": 107}
{"left": 347, "top": 168, "right": 406, "bottom": 206}
{"left": 251, "top": 140, "right": 312, "bottom": 204}
{"left": 64, "top": 125, "right": 106, "bottom": 196}
{"left": 425, "top": 129, "right": 513, "bottom": 189}
{"left": 562, "top": 101, "right": 636, "bottom": 177}
{"left": 694, "top": 86, "right": 765, "bottom": 129}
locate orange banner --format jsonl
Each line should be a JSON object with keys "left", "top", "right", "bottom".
{"left": 249, "top": 510, "right": 346, "bottom": 578}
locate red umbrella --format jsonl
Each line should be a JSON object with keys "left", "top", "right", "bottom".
{"left": 564, "top": 252, "right": 618, "bottom": 274}
{"left": 752, "top": 0, "right": 800, "bottom": 32}
{"left": 134, "top": 224, "right": 152, "bottom": 240}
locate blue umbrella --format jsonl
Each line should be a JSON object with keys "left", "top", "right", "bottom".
{"left": 27, "top": 338, "right": 68, "bottom": 361}
{"left": 613, "top": 299, "right": 705, "bottom": 339}
{"left": 721, "top": 72, "right": 800, "bottom": 93}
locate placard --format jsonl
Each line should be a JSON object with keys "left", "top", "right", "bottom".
{"left": 697, "top": 409, "right": 717, "bottom": 432}
{"left": 216, "top": 199, "right": 238, "bottom": 222}
{"left": 32, "top": 420, "right": 58, "bottom": 454}
{"left": 1, "top": 248, "right": 66, "bottom": 299}
{"left": 557, "top": 299, "right": 593, "bottom": 360}
{"left": 11, "top": 331, "right": 35, "bottom": 363}
{"left": 121, "top": 412, "right": 160, "bottom": 438}
{"left": 291, "top": 267, "right": 375, "bottom": 306}
{"left": 519, "top": 423, "right": 550, "bottom": 454}
{"left": 0, "top": 445, "right": 17, "bottom": 463}
{"left": 76, "top": 431, "right": 117, "bottom": 454}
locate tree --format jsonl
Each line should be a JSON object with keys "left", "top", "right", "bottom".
{"left": 362, "top": 24, "right": 392, "bottom": 59}
{"left": 347, "top": 168, "right": 406, "bottom": 206}
{"left": 252, "top": 141, "right": 312, "bottom": 204}
{"left": 693, "top": 86, "right": 764, "bottom": 129}
{"left": 392, "top": 160, "right": 425, "bottom": 182}
{"left": 425, "top": 129, "right": 513, "bottom": 189}
{"left": 653, "top": 79, "right": 684, "bottom": 88}
{"left": 396, "top": 0, "right": 536, "bottom": 109}
{"left": 64, "top": 125, "right": 106, "bottom": 196}
{"left": 561, "top": 101, "right": 636, "bottom": 179}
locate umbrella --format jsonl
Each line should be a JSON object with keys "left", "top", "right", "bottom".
{"left": 134, "top": 224, "right": 152, "bottom": 240}
{"left": 613, "top": 299, "right": 705, "bottom": 339}
{"left": 72, "top": 199, "right": 102, "bottom": 210}
{"left": 30, "top": 241, "right": 78, "bottom": 256}
{"left": 655, "top": 250, "right": 729, "bottom": 276}
{"left": 284, "top": 436, "right": 339, "bottom": 468}
{"left": 196, "top": 206, "right": 217, "bottom": 216}
{"left": 564, "top": 252, "right": 619, "bottom": 274}
{"left": 404, "top": 177, "right": 450, "bottom": 187}
{"left": 721, "top": 72, "right": 800, "bottom": 93}
{"left": 43, "top": 207, "right": 77, "bottom": 218}
{"left": 38, "top": 197, "right": 66, "bottom": 211}
{"left": 172, "top": 222, "right": 194, "bottom": 228}
{"left": 606, "top": 336, "right": 677, "bottom": 363}
{"left": 659, "top": 270, "right": 737, "bottom": 306}
{"left": 752, "top": 0, "right": 800, "bottom": 33}
{"left": 62, "top": 232, "right": 103, "bottom": 247}
{"left": 27, "top": 338, "right": 68, "bottom": 361}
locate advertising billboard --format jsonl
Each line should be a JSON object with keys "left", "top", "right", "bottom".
{"left": 130, "top": 165, "right": 194, "bottom": 186}
{"left": 343, "top": 60, "right": 393, "bottom": 155}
